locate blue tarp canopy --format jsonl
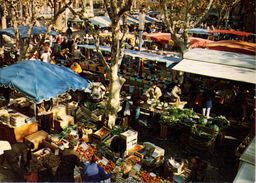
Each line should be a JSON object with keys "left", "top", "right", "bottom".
{"left": 188, "top": 28, "right": 209, "bottom": 35}
{"left": 78, "top": 44, "right": 181, "bottom": 67}
{"left": 0, "top": 60, "right": 90, "bottom": 103}
{"left": 0, "top": 26, "right": 57, "bottom": 38}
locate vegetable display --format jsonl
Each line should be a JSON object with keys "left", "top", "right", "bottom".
{"left": 160, "top": 107, "right": 230, "bottom": 132}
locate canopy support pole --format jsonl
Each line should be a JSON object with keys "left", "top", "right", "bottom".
{"left": 34, "top": 103, "right": 37, "bottom": 120}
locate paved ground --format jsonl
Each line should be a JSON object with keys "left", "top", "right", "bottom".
{"left": 136, "top": 118, "right": 253, "bottom": 182}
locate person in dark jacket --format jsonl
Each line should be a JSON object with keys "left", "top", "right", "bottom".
{"left": 81, "top": 155, "right": 111, "bottom": 182}
{"left": 55, "top": 148, "right": 83, "bottom": 182}
{"left": 202, "top": 89, "right": 214, "bottom": 119}
{"left": 110, "top": 135, "right": 127, "bottom": 158}
{"left": 131, "top": 86, "right": 143, "bottom": 128}
{"left": 0, "top": 141, "right": 34, "bottom": 181}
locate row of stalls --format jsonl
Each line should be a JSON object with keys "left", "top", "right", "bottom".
{"left": 77, "top": 42, "right": 256, "bottom": 182}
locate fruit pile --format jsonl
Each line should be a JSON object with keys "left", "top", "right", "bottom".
{"left": 76, "top": 144, "right": 96, "bottom": 161}
{"left": 138, "top": 171, "right": 162, "bottom": 182}
{"left": 98, "top": 159, "right": 116, "bottom": 173}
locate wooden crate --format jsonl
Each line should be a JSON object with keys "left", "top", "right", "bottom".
{"left": 24, "top": 130, "right": 48, "bottom": 150}
{"left": 0, "top": 121, "right": 38, "bottom": 144}
{"left": 92, "top": 126, "right": 111, "bottom": 144}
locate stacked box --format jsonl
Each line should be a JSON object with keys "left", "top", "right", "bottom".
{"left": 10, "top": 112, "right": 28, "bottom": 127}
{"left": 24, "top": 130, "right": 48, "bottom": 150}
{"left": 51, "top": 105, "right": 66, "bottom": 119}
{"left": 66, "top": 101, "right": 78, "bottom": 116}
{"left": 121, "top": 130, "right": 138, "bottom": 150}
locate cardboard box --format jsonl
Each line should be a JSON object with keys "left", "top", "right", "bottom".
{"left": 152, "top": 145, "right": 165, "bottom": 158}
{"left": 121, "top": 130, "right": 138, "bottom": 143}
{"left": 66, "top": 101, "right": 78, "bottom": 115}
{"left": 51, "top": 105, "right": 66, "bottom": 119}
{"left": 53, "top": 115, "right": 74, "bottom": 131}
{"left": 24, "top": 130, "right": 48, "bottom": 150}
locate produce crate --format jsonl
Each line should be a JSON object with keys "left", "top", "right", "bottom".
{"left": 92, "top": 126, "right": 111, "bottom": 144}
{"left": 189, "top": 136, "right": 215, "bottom": 152}
{"left": 24, "top": 130, "right": 48, "bottom": 150}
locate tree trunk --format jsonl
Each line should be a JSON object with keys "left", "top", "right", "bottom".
{"left": 107, "top": 21, "right": 125, "bottom": 128}
{"left": 1, "top": 2, "right": 7, "bottom": 29}
{"left": 54, "top": 2, "right": 65, "bottom": 30}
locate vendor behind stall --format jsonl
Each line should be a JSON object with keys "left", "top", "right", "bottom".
{"left": 145, "top": 81, "right": 162, "bottom": 100}
{"left": 168, "top": 83, "right": 182, "bottom": 103}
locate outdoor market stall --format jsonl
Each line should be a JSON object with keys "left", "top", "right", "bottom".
{"left": 0, "top": 60, "right": 90, "bottom": 143}
{"left": 172, "top": 48, "right": 256, "bottom": 84}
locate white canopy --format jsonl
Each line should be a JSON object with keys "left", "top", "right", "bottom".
{"left": 234, "top": 138, "right": 255, "bottom": 183}
{"left": 172, "top": 48, "right": 256, "bottom": 84}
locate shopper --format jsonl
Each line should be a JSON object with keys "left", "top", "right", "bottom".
{"left": 81, "top": 155, "right": 112, "bottom": 182}
{"left": 110, "top": 135, "right": 126, "bottom": 158}
{"left": 55, "top": 147, "right": 83, "bottom": 182}
{"left": 186, "top": 156, "right": 207, "bottom": 182}
{"left": 131, "top": 86, "right": 143, "bottom": 128}
{"left": 0, "top": 141, "right": 34, "bottom": 181}
{"left": 201, "top": 89, "right": 214, "bottom": 119}
{"left": 169, "top": 83, "right": 182, "bottom": 103}
{"left": 145, "top": 81, "right": 162, "bottom": 100}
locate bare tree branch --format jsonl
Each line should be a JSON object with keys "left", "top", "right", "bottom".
{"left": 117, "top": 0, "right": 133, "bottom": 17}
{"left": 119, "top": 13, "right": 128, "bottom": 65}
{"left": 103, "top": 0, "right": 114, "bottom": 19}
{"left": 193, "top": 0, "right": 214, "bottom": 27}
{"left": 68, "top": 5, "right": 111, "bottom": 72}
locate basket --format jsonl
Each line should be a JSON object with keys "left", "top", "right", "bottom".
{"left": 189, "top": 125, "right": 218, "bottom": 152}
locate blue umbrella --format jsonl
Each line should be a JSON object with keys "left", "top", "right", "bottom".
{"left": 0, "top": 60, "right": 90, "bottom": 104}
{"left": 0, "top": 26, "right": 58, "bottom": 38}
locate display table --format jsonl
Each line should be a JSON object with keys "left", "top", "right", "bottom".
{"left": 0, "top": 121, "right": 38, "bottom": 144}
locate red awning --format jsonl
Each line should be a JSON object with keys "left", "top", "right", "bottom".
{"left": 143, "top": 33, "right": 171, "bottom": 44}
{"left": 208, "top": 30, "right": 253, "bottom": 37}
{"left": 205, "top": 40, "right": 256, "bottom": 55}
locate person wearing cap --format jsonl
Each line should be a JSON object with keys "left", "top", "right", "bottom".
{"left": 0, "top": 141, "right": 34, "bottom": 181}
{"left": 145, "top": 81, "right": 162, "bottom": 100}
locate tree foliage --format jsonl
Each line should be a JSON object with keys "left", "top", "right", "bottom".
{"left": 159, "top": 0, "right": 214, "bottom": 54}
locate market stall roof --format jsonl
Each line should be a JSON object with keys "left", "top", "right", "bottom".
{"left": 172, "top": 48, "right": 256, "bottom": 84}
{"left": 0, "top": 26, "right": 57, "bottom": 38}
{"left": 233, "top": 162, "right": 255, "bottom": 183}
{"left": 144, "top": 33, "right": 171, "bottom": 44}
{"left": 130, "top": 14, "right": 160, "bottom": 23}
{"left": 240, "top": 137, "right": 255, "bottom": 166}
{"left": 78, "top": 44, "right": 181, "bottom": 67}
{"left": 0, "top": 60, "right": 90, "bottom": 104}
{"left": 89, "top": 16, "right": 140, "bottom": 28}
{"left": 205, "top": 40, "right": 256, "bottom": 55}
{"left": 208, "top": 29, "right": 253, "bottom": 37}
{"left": 188, "top": 28, "right": 209, "bottom": 35}
{"left": 234, "top": 138, "right": 255, "bottom": 183}
{"left": 90, "top": 16, "right": 112, "bottom": 28}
